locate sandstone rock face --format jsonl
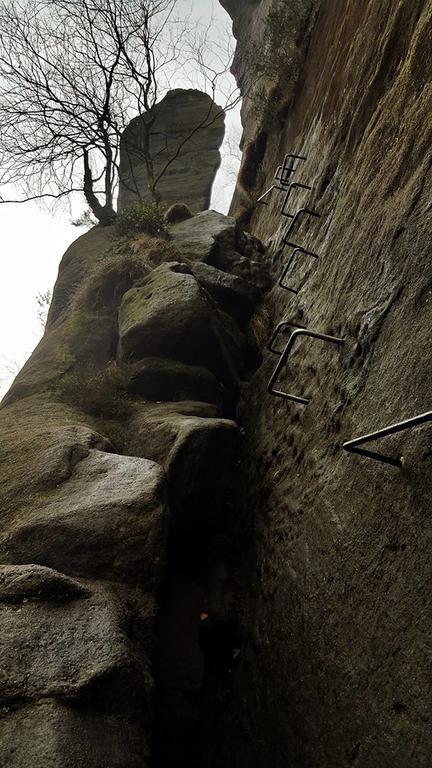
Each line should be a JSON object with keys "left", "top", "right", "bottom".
{"left": 0, "top": 208, "right": 268, "bottom": 766}
{"left": 118, "top": 262, "right": 247, "bottom": 383}
{"left": 118, "top": 89, "right": 225, "bottom": 213}
{"left": 215, "top": 1, "right": 432, "bottom": 766}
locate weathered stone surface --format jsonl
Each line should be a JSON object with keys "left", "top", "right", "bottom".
{"left": 170, "top": 209, "right": 237, "bottom": 262}
{"left": 171, "top": 209, "right": 270, "bottom": 290}
{"left": 213, "top": 1, "right": 432, "bottom": 766}
{"left": 118, "top": 89, "right": 225, "bottom": 213}
{"left": 0, "top": 564, "right": 90, "bottom": 603}
{"left": 0, "top": 139, "right": 267, "bottom": 763}
{"left": 190, "top": 261, "right": 260, "bottom": 325}
{"left": 47, "top": 226, "right": 114, "bottom": 327}
{"left": 0, "top": 449, "right": 167, "bottom": 587}
{"left": 0, "top": 581, "right": 152, "bottom": 705}
{"left": 126, "top": 401, "right": 238, "bottom": 500}
{"left": 127, "top": 357, "right": 224, "bottom": 407}
{"left": 0, "top": 700, "right": 149, "bottom": 768}
{"left": 0, "top": 397, "right": 112, "bottom": 512}
{"left": 118, "top": 262, "right": 246, "bottom": 384}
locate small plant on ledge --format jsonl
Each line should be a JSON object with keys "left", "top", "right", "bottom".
{"left": 115, "top": 202, "right": 170, "bottom": 239}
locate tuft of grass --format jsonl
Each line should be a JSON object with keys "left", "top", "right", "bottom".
{"left": 249, "top": 303, "right": 272, "bottom": 349}
{"left": 69, "top": 231, "right": 182, "bottom": 309}
{"left": 115, "top": 202, "right": 169, "bottom": 238}
{"left": 54, "top": 362, "right": 133, "bottom": 419}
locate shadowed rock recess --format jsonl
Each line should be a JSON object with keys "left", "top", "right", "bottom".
{"left": 0, "top": 209, "right": 268, "bottom": 767}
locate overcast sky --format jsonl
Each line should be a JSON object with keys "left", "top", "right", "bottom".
{"left": 0, "top": 0, "right": 240, "bottom": 398}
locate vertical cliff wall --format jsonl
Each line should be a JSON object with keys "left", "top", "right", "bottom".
{"left": 214, "top": 1, "right": 432, "bottom": 766}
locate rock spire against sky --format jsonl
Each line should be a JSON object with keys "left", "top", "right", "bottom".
{"left": 0, "top": 0, "right": 240, "bottom": 397}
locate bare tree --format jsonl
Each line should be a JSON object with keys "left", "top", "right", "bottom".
{"left": 0, "top": 0, "right": 240, "bottom": 224}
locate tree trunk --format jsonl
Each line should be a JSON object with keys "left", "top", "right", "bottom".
{"left": 83, "top": 149, "right": 116, "bottom": 225}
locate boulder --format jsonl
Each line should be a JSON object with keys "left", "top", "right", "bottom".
{"left": 0, "top": 580, "right": 152, "bottom": 707}
{"left": 126, "top": 402, "right": 239, "bottom": 500}
{"left": 0, "top": 564, "right": 91, "bottom": 603}
{"left": 118, "top": 262, "right": 246, "bottom": 384}
{"left": 118, "top": 89, "right": 225, "bottom": 213}
{"left": 171, "top": 210, "right": 270, "bottom": 291}
{"left": 0, "top": 449, "right": 168, "bottom": 588}
{"left": 190, "top": 261, "right": 260, "bottom": 325}
{"left": 170, "top": 210, "right": 238, "bottom": 263}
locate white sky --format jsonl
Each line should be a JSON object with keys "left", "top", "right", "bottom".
{"left": 0, "top": 0, "right": 240, "bottom": 398}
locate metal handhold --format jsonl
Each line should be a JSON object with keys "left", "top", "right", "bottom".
{"left": 282, "top": 208, "right": 320, "bottom": 247}
{"left": 279, "top": 246, "right": 320, "bottom": 293}
{"left": 257, "top": 184, "right": 287, "bottom": 205}
{"left": 281, "top": 183, "right": 312, "bottom": 217}
{"left": 267, "top": 328, "right": 344, "bottom": 404}
{"left": 275, "top": 153, "right": 308, "bottom": 186}
{"left": 342, "top": 411, "right": 432, "bottom": 468}
{"left": 258, "top": 153, "right": 308, "bottom": 204}
{"left": 267, "top": 321, "right": 306, "bottom": 354}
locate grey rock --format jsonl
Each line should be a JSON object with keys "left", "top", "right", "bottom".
{"left": 0, "top": 582, "right": 152, "bottom": 706}
{"left": 127, "top": 401, "right": 239, "bottom": 500}
{"left": 0, "top": 699, "right": 149, "bottom": 768}
{"left": 0, "top": 564, "right": 91, "bottom": 603}
{"left": 190, "top": 261, "right": 260, "bottom": 325}
{"left": 47, "top": 226, "right": 114, "bottom": 327}
{"left": 118, "top": 89, "right": 225, "bottom": 213}
{"left": 0, "top": 449, "right": 168, "bottom": 588}
{"left": 171, "top": 210, "right": 270, "bottom": 291}
{"left": 167, "top": 414, "right": 239, "bottom": 500}
{"left": 171, "top": 209, "right": 238, "bottom": 263}
{"left": 118, "top": 262, "right": 246, "bottom": 384}
{"left": 0, "top": 403, "right": 114, "bottom": 512}
{"left": 127, "top": 357, "right": 224, "bottom": 407}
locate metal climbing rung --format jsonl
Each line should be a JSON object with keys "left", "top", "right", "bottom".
{"left": 257, "top": 184, "right": 287, "bottom": 205}
{"left": 275, "top": 153, "right": 308, "bottom": 186}
{"left": 279, "top": 246, "right": 320, "bottom": 293}
{"left": 267, "top": 321, "right": 306, "bottom": 354}
{"left": 281, "top": 183, "right": 312, "bottom": 217}
{"left": 258, "top": 154, "right": 308, "bottom": 205}
{"left": 282, "top": 208, "right": 320, "bottom": 247}
{"left": 342, "top": 411, "right": 432, "bottom": 468}
{"left": 267, "top": 328, "right": 344, "bottom": 404}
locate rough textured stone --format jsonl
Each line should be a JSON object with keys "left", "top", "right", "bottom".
{"left": 170, "top": 209, "right": 238, "bottom": 262}
{"left": 171, "top": 209, "right": 270, "bottom": 290}
{"left": 190, "top": 261, "right": 260, "bottom": 325}
{"left": 118, "top": 262, "right": 246, "bottom": 384}
{"left": 0, "top": 700, "right": 149, "bottom": 768}
{"left": 212, "top": 1, "right": 432, "bottom": 766}
{"left": 0, "top": 158, "right": 266, "bottom": 763}
{"left": 0, "top": 582, "right": 152, "bottom": 705}
{"left": 118, "top": 89, "right": 225, "bottom": 212}
{"left": 47, "top": 226, "right": 114, "bottom": 327}
{"left": 0, "top": 564, "right": 91, "bottom": 603}
{"left": 0, "top": 449, "right": 167, "bottom": 587}
{"left": 126, "top": 401, "right": 239, "bottom": 500}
